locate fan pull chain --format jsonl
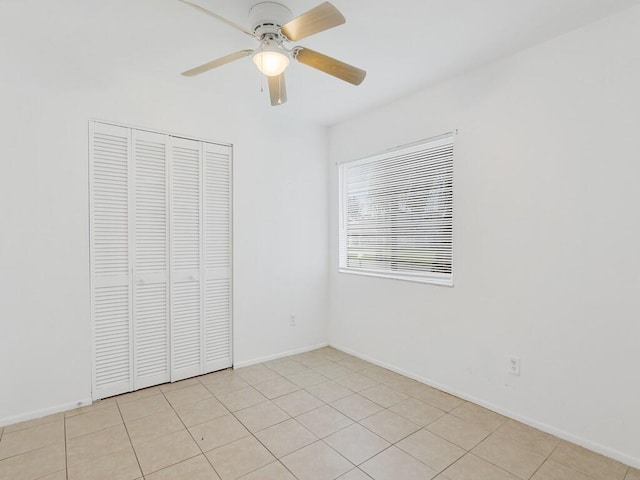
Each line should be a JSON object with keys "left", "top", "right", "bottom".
{"left": 259, "top": 53, "right": 265, "bottom": 93}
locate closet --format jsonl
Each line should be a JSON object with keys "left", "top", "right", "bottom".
{"left": 89, "top": 121, "right": 232, "bottom": 400}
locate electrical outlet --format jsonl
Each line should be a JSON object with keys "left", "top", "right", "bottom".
{"left": 508, "top": 356, "right": 521, "bottom": 376}
{"left": 289, "top": 314, "right": 296, "bottom": 326}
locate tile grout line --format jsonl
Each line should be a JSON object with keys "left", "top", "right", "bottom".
{"left": 467, "top": 449, "right": 536, "bottom": 479}
{"left": 231, "top": 359, "right": 360, "bottom": 478}
{"left": 338, "top": 468, "right": 373, "bottom": 480}
{"left": 4, "top": 350, "right": 635, "bottom": 480}
{"left": 354, "top": 407, "right": 457, "bottom": 475}
{"left": 0, "top": 362, "right": 523, "bottom": 480}
{"left": 214, "top": 370, "right": 303, "bottom": 479}
{"left": 114, "top": 388, "right": 206, "bottom": 475}
{"left": 11, "top": 412, "right": 69, "bottom": 429}
{"left": 63, "top": 413, "right": 69, "bottom": 480}
{"left": 482, "top": 428, "right": 557, "bottom": 480}
{"left": 528, "top": 452, "right": 552, "bottom": 480}
{"left": 542, "top": 442, "right": 624, "bottom": 480}
{"left": 373, "top": 403, "right": 510, "bottom": 477}
{"left": 410, "top": 414, "right": 489, "bottom": 452}
{"left": 235, "top": 361, "right": 394, "bottom": 476}
{"left": 0, "top": 420, "right": 66, "bottom": 464}
{"left": 0, "top": 443, "right": 54, "bottom": 464}
{"left": 438, "top": 450, "right": 470, "bottom": 478}
{"left": 367, "top": 366, "right": 633, "bottom": 479}
{"left": 114, "top": 396, "right": 145, "bottom": 479}
{"left": 61, "top": 404, "right": 125, "bottom": 445}
{"left": 455, "top": 452, "right": 522, "bottom": 479}
{"left": 1, "top": 414, "right": 63, "bottom": 435}
{"left": 226, "top": 379, "right": 304, "bottom": 478}
{"left": 407, "top": 423, "right": 474, "bottom": 473}
{"left": 433, "top": 421, "right": 524, "bottom": 478}
{"left": 242, "top": 360, "right": 394, "bottom": 477}
{"left": 162, "top": 380, "right": 224, "bottom": 479}
{"left": 236, "top": 360, "right": 306, "bottom": 479}
{"left": 319, "top": 358, "right": 632, "bottom": 480}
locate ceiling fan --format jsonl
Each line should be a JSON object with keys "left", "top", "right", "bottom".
{"left": 178, "top": 0, "right": 366, "bottom": 106}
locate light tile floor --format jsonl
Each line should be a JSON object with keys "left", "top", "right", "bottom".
{"left": 0, "top": 347, "right": 638, "bottom": 480}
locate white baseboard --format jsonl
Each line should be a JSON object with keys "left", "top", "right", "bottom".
{"left": 0, "top": 343, "right": 329, "bottom": 428}
{"left": 0, "top": 398, "right": 93, "bottom": 428}
{"left": 233, "top": 342, "right": 329, "bottom": 369}
{"left": 330, "top": 343, "right": 640, "bottom": 470}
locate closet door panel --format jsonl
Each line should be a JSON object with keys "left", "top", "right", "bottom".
{"left": 132, "top": 130, "right": 170, "bottom": 390}
{"left": 90, "top": 122, "right": 132, "bottom": 400}
{"left": 170, "top": 137, "right": 202, "bottom": 381}
{"left": 203, "top": 143, "right": 233, "bottom": 372}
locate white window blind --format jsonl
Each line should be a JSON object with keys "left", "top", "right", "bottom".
{"left": 339, "top": 133, "right": 454, "bottom": 286}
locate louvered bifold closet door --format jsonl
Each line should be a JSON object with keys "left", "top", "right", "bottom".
{"left": 170, "top": 137, "right": 203, "bottom": 381}
{"left": 90, "top": 122, "right": 132, "bottom": 400}
{"left": 132, "top": 130, "right": 170, "bottom": 389}
{"left": 203, "top": 142, "right": 233, "bottom": 373}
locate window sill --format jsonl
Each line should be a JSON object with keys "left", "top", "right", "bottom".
{"left": 338, "top": 268, "right": 453, "bottom": 287}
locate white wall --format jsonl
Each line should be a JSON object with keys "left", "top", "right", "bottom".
{"left": 0, "top": 51, "right": 328, "bottom": 424}
{"left": 328, "top": 6, "right": 640, "bottom": 467}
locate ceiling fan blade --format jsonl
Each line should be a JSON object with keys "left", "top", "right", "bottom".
{"left": 178, "top": 0, "right": 256, "bottom": 38}
{"left": 181, "top": 50, "right": 253, "bottom": 77}
{"left": 268, "top": 73, "right": 288, "bottom": 106}
{"left": 295, "top": 48, "right": 366, "bottom": 85}
{"left": 281, "top": 2, "right": 345, "bottom": 41}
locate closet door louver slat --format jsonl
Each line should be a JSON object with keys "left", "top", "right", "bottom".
{"left": 90, "top": 123, "right": 132, "bottom": 399}
{"left": 132, "top": 130, "right": 170, "bottom": 390}
{"left": 203, "top": 143, "right": 233, "bottom": 372}
{"left": 170, "top": 137, "right": 203, "bottom": 381}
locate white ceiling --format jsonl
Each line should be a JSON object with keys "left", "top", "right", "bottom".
{"left": 2, "top": 0, "right": 637, "bottom": 125}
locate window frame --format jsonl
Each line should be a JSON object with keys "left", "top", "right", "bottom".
{"left": 338, "top": 133, "right": 454, "bottom": 287}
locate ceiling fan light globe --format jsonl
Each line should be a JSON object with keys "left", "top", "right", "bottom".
{"left": 253, "top": 50, "right": 290, "bottom": 77}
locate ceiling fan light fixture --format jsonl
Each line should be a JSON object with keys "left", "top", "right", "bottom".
{"left": 253, "top": 44, "right": 290, "bottom": 77}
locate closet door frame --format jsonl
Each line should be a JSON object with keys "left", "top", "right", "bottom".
{"left": 90, "top": 119, "right": 234, "bottom": 400}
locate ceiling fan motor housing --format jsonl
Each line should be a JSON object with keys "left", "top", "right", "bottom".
{"left": 249, "top": 2, "right": 293, "bottom": 39}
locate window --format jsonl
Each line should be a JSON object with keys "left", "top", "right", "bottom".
{"left": 338, "top": 133, "right": 454, "bottom": 286}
